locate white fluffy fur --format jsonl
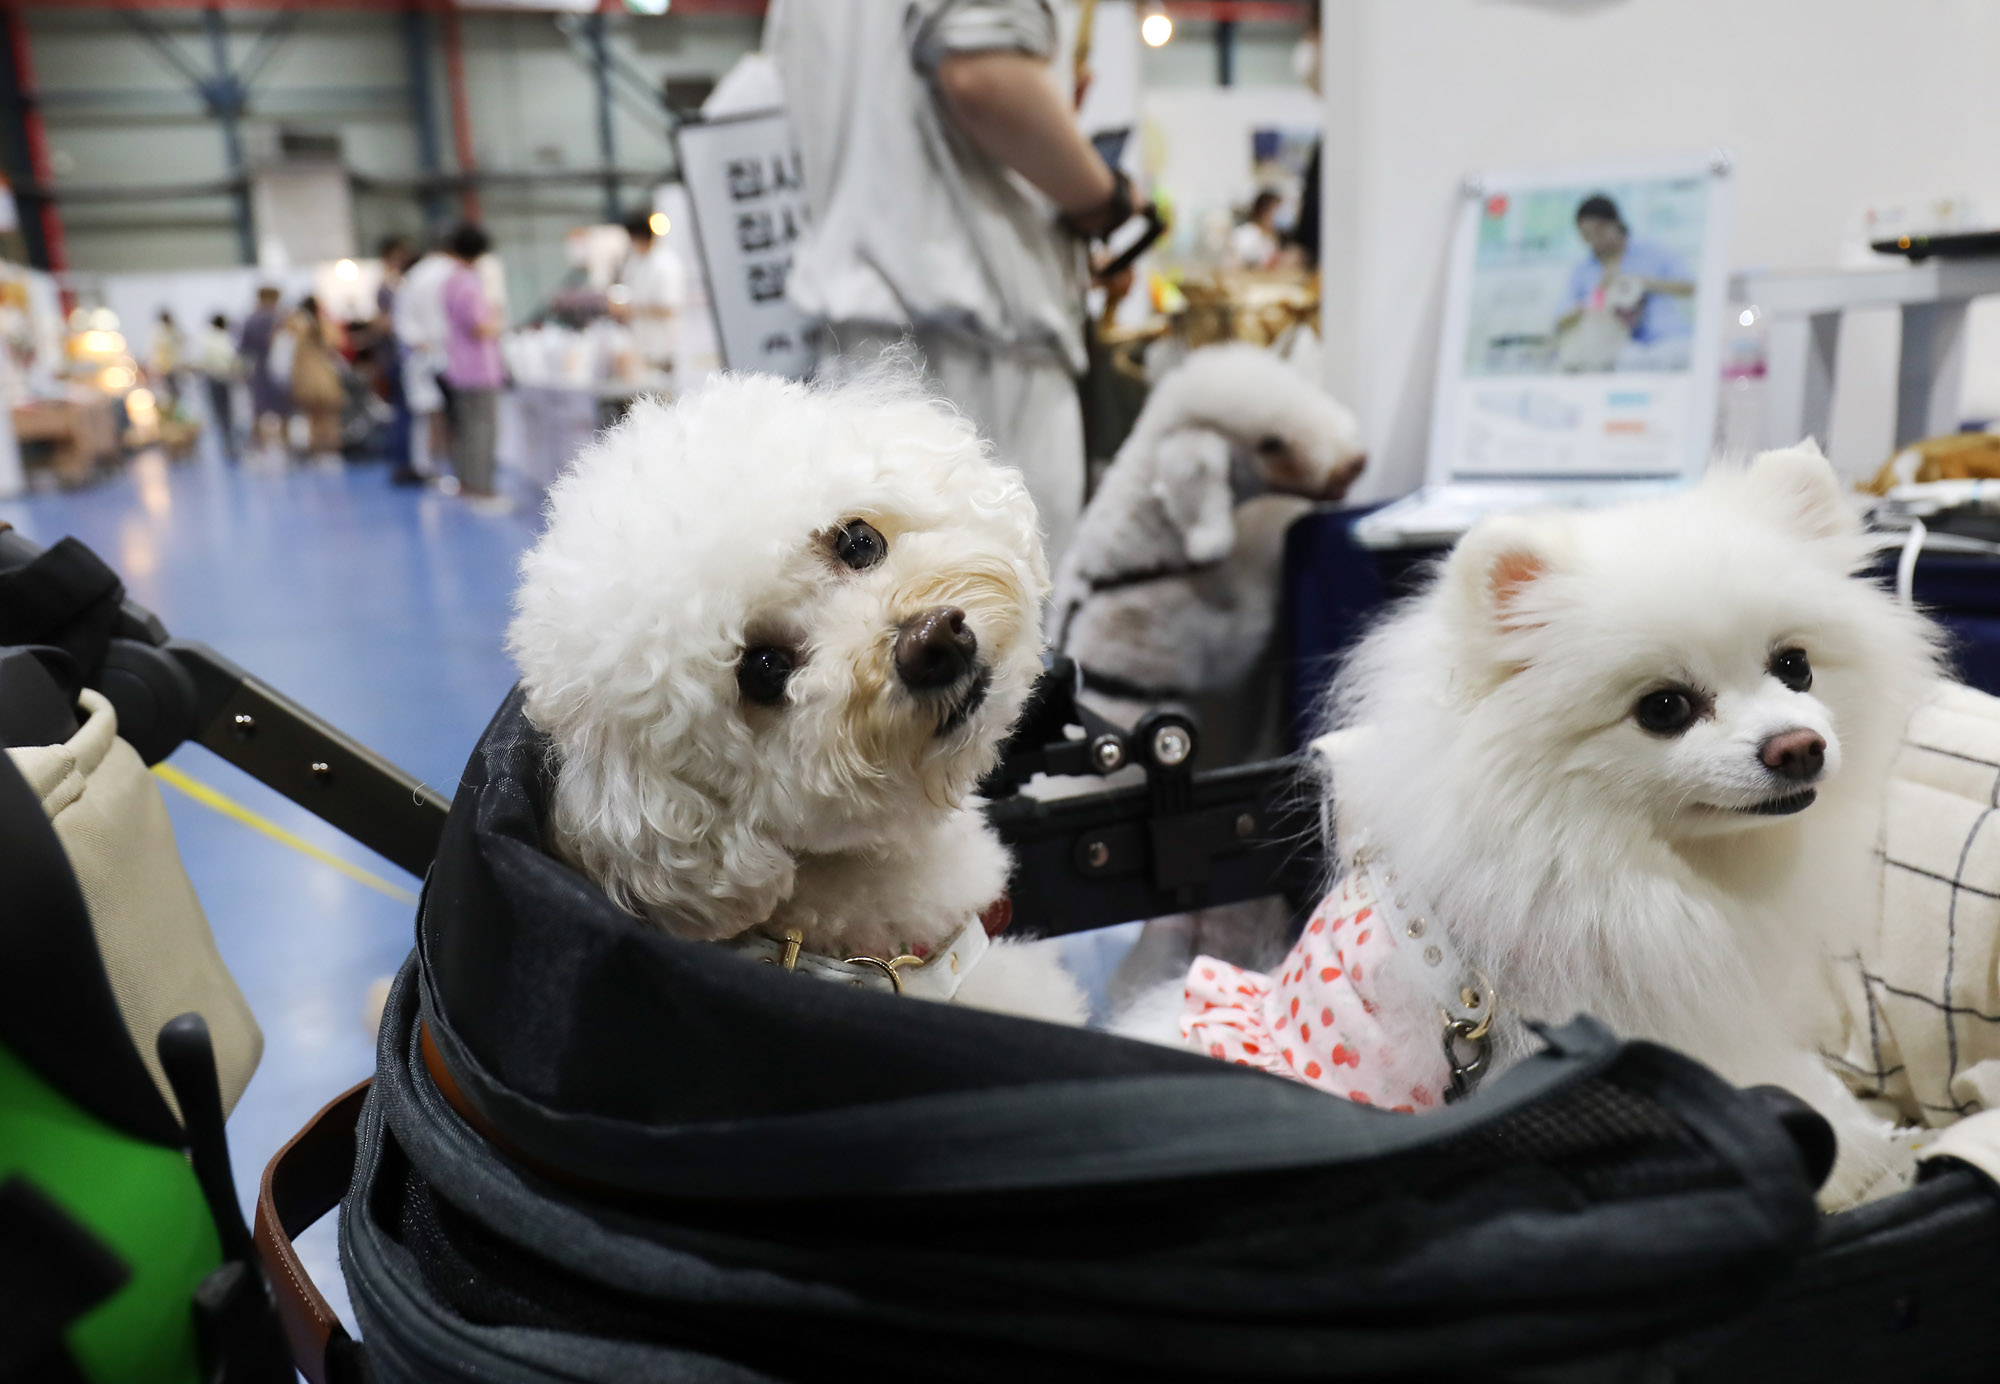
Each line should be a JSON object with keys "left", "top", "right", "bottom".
{"left": 1052, "top": 343, "right": 1366, "bottom": 724}
{"left": 1325, "top": 442, "right": 1939, "bottom": 1206}
{"left": 508, "top": 369, "right": 1083, "bottom": 1024}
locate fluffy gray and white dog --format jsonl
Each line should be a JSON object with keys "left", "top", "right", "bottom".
{"left": 1052, "top": 343, "right": 1366, "bottom": 736}
{"left": 1053, "top": 344, "right": 1365, "bottom": 1001}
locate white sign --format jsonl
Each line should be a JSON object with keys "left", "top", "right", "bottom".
{"left": 673, "top": 110, "right": 816, "bottom": 379}
{"left": 250, "top": 166, "right": 356, "bottom": 273}
{"left": 1426, "top": 154, "right": 1734, "bottom": 483}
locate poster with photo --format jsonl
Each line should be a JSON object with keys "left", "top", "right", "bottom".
{"left": 1429, "top": 155, "right": 1732, "bottom": 481}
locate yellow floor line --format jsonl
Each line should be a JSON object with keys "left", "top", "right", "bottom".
{"left": 152, "top": 763, "right": 419, "bottom": 905}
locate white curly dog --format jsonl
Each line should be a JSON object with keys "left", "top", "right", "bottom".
{"left": 508, "top": 370, "right": 1084, "bottom": 1023}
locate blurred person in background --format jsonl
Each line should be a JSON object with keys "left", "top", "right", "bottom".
{"left": 770, "top": 0, "right": 1140, "bottom": 567}
{"left": 614, "top": 210, "right": 687, "bottom": 379}
{"left": 288, "top": 294, "right": 346, "bottom": 464}
{"left": 369, "top": 235, "right": 421, "bottom": 484}
{"left": 396, "top": 240, "right": 457, "bottom": 485}
{"left": 196, "top": 312, "right": 239, "bottom": 461}
{"left": 149, "top": 308, "right": 185, "bottom": 413}
{"left": 1230, "top": 190, "right": 1284, "bottom": 270}
{"left": 1286, "top": 3, "right": 1321, "bottom": 269}
{"left": 442, "top": 222, "right": 507, "bottom": 512}
{"left": 239, "top": 285, "right": 289, "bottom": 448}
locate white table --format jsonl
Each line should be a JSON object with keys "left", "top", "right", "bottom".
{"left": 1734, "top": 258, "right": 2000, "bottom": 453}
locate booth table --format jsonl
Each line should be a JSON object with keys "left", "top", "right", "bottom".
{"left": 11, "top": 393, "right": 119, "bottom": 487}
{"left": 1736, "top": 258, "right": 2000, "bottom": 453}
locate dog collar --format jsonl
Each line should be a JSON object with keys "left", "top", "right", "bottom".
{"left": 1345, "top": 839, "right": 1497, "bottom": 1098}
{"left": 726, "top": 914, "right": 991, "bottom": 1002}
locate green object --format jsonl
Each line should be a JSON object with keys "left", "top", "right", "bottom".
{"left": 0, "top": 1041, "right": 217, "bottom": 1384}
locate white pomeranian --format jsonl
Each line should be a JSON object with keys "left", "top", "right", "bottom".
{"left": 1118, "top": 443, "right": 1938, "bottom": 1206}
{"left": 1330, "top": 443, "right": 1938, "bottom": 1203}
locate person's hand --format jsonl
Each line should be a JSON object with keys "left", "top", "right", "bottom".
{"left": 1094, "top": 261, "right": 1135, "bottom": 296}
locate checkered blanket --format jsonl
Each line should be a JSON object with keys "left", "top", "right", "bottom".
{"left": 1826, "top": 682, "right": 2000, "bottom": 1127}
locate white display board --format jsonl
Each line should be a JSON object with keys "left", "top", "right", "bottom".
{"left": 251, "top": 166, "right": 356, "bottom": 273}
{"left": 673, "top": 110, "right": 816, "bottom": 379}
{"left": 92, "top": 266, "right": 315, "bottom": 354}
{"left": 1426, "top": 154, "right": 1734, "bottom": 483}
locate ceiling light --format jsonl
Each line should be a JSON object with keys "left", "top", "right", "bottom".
{"left": 649, "top": 211, "right": 670, "bottom": 237}
{"left": 1141, "top": 6, "right": 1172, "bottom": 47}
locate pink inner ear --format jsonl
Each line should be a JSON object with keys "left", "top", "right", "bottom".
{"left": 1488, "top": 551, "right": 1545, "bottom": 630}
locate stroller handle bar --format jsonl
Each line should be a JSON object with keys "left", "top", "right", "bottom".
{"left": 1, "top": 528, "right": 1316, "bottom": 916}
{"left": 0, "top": 528, "right": 449, "bottom": 878}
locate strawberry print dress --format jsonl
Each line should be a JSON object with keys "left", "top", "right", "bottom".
{"left": 1181, "top": 865, "right": 1454, "bottom": 1112}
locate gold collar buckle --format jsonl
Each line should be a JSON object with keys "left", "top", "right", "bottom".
{"left": 845, "top": 952, "right": 927, "bottom": 995}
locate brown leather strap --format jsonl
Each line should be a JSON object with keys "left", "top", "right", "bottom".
{"left": 419, "top": 1019, "right": 498, "bottom": 1145}
{"left": 254, "top": 1078, "right": 370, "bottom": 1384}
{"left": 419, "top": 1020, "right": 602, "bottom": 1195}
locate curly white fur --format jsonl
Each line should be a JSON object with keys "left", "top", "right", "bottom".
{"left": 1326, "top": 442, "right": 1940, "bottom": 1206}
{"left": 508, "top": 368, "right": 1082, "bottom": 1023}
{"left": 1053, "top": 342, "right": 1365, "bottom": 725}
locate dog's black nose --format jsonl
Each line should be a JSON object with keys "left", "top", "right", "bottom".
{"left": 1760, "top": 729, "right": 1826, "bottom": 782}
{"left": 896, "top": 606, "right": 976, "bottom": 689}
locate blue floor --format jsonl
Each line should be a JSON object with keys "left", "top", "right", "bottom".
{"left": 2, "top": 446, "right": 538, "bottom": 1326}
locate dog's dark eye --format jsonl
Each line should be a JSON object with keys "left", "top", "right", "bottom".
{"left": 832, "top": 519, "right": 887, "bottom": 571}
{"left": 1255, "top": 434, "right": 1286, "bottom": 456}
{"left": 1770, "top": 646, "right": 1812, "bottom": 693}
{"left": 1635, "top": 688, "right": 1700, "bottom": 737}
{"left": 737, "top": 645, "right": 796, "bottom": 706}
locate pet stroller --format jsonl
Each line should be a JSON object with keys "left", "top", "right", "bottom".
{"left": 4, "top": 533, "right": 1999, "bottom": 1384}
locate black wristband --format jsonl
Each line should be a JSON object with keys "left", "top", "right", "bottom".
{"left": 1063, "top": 169, "right": 1135, "bottom": 241}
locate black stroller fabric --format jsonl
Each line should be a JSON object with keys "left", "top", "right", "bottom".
{"left": 342, "top": 689, "right": 1841, "bottom": 1381}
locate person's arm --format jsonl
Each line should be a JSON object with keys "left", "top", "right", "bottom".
{"left": 474, "top": 280, "right": 504, "bottom": 339}
{"left": 448, "top": 271, "right": 503, "bottom": 341}
{"left": 1630, "top": 244, "right": 1695, "bottom": 298}
{"left": 933, "top": 51, "right": 1124, "bottom": 233}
